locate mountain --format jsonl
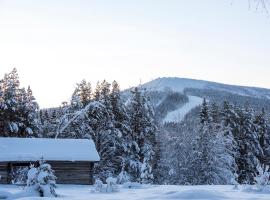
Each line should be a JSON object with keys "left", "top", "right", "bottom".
{"left": 140, "top": 77, "right": 270, "bottom": 123}
{"left": 143, "top": 77, "right": 270, "bottom": 99}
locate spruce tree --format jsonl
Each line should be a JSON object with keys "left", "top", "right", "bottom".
{"left": 254, "top": 108, "right": 270, "bottom": 166}
{"left": 110, "top": 81, "right": 131, "bottom": 179}
{"left": 127, "top": 87, "right": 157, "bottom": 183}
{"left": 191, "top": 100, "right": 234, "bottom": 185}
{"left": 199, "top": 98, "right": 209, "bottom": 124}
{"left": 0, "top": 68, "right": 39, "bottom": 137}
{"left": 236, "top": 106, "right": 263, "bottom": 184}
{"left": 94, "top": 81, "right": 101, "bottom": 101}
{"left": 71, "top": 79, "right": 92, "bottom": 107}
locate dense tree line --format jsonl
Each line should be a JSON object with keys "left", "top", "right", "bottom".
{"left": 158, "top": 99, "right": 270, "bottom": 185}
{"left": 39, "top": 79, "right": 158, "bottom": 183}
{"left": 0, "top": 68, "right": 39, "bottom": 137}
{"left": 1, "top": 68, "right": 270, "bottom": 185}
{"left": 0, "top": 69, "right": 158, "bottom": 183}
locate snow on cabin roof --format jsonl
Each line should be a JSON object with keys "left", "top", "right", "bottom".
{"left": 0, "top": 137, "right": 100, "bottom": 162}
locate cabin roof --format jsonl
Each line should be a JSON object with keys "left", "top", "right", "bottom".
{"left": 0, "top": 137, "right": 100, "bottom": 162}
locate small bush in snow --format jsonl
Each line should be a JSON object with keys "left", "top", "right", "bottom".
{"left": 255, "top": 164, "right": 270, "bottom": 192}
{"left": 27, "top": 165, "right": 38, "bottom": 186}
{"left": 26, "top": 160, "right": 57, "bottom": 197}
{"left": 106, "top": 177, "right": 119, "bottom": 193}
{"left": 232, "top": 173, "right": 239, "bottom": 190}
{"left": 91, "top": 177, "right": 119, "bottom": 193}
{"left": 117, "top": 171, "right": 130, "bottom": 184}
{"left": 92, "top": 179, "right": 105, "bottom": 193}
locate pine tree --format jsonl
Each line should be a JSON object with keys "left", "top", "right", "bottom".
{"left": 99, "top": 80, "right": 112, "bottom": 109}
{"left": 254, "top": 108, "right": 270, "bottom": 166}
{"left": 199, "top": 98, "right": 209, "bottom": 124}
{"left": 110, "top": 81, "right": 131, "bottom": 180}
{"left": 70, "top": 87, "right": 83, "bottom": 110}
{"left": 191, "top": 100, "right": 235, "bottom": 185}
{"left": 94, "top": 81, "right": 101, "bottom": 101}
{"left": 0, "top": 68, "right": 39, "bottom": 137}
{"left": 71, "top": 79, "right": 92, "bottom": 108}
{"left": 236, "top": 106, "right": 263, "bottom": 184}
{"left": 18, "top": 86, "right": 39, "bottom": 137}
{"left": 79, "top": 80, "right": 92, "bottom": 106}
{"left": 0, "top": 68, "right": 20, "bottom": 136}
{"left": 39, "top": 110, "right": 45, "bottom": 126}
{"left": 209, "top": 102, "right": 220, "bottom": 124}
{"left": 52, "top": 81, "right": 120, "bottom": 180}
{"left": 127, "top": 87, "right": 157, "bottom": 183}
{"left": 220, "top": 101, "right": 238, "bottom": 182}
{"left": 87, "top": 101, "right": 120, "bottom": 180}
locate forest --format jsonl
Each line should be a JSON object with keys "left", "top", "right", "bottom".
{"left": 1, "top": 68, "right": 270, "bottom": 186}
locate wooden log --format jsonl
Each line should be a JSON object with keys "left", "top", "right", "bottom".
{"left": 0, "top": 161, "right": 95, "bottom": 185}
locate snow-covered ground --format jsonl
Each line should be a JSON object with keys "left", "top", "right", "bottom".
{"left": 163, "top": 96, "right": 203, "bottom": 123}
{"left": 1, "top": 184, "right": 270, "bottom": 200}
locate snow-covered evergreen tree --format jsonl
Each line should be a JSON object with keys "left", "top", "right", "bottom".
{"left": 55, "top": 80, "right": 126, "bottom": 180}
{"left": 191, "top": 100, "right": 235, "bottom": 185}
{"left": 254, "top": 108, "right": 270, "bottom": 166}
{"left": 18, "top": 86, "right": 40, "bottom": 137}
{"left": 127, "top": 87, "right": 157, "bottom": 183}
{"left": 27, "top": 159, "right": 57, "bottom": 197}
{"left": 236, "top": 106, "right": 263, "bottom": 184}
{"left": 254, "top": 164, "right": 270, "bottom": 191}
{"left": 110, "top": 81, "right": 133, "bottom": 182}
{"left": 0, "top": 68, "right": 39, "bottom": 137}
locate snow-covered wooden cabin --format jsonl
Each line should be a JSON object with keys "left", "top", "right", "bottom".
{"left": 0, "top": 137, "right": 100, "bottom": 185}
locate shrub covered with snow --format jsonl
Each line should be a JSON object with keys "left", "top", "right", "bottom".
{"left": 117, "top": 171, "right": 131, "bottom": 184}
{"left": 232, "top": 173, "right": 239, "bottom": 190}
{"left": 140, "top": 157, "right": 154, "bottom": 184}
{"left": 92, "top": 179, "right": 105, "bottom": 193}
{"left": 92, "top": 177, "right": 119, "bottom": 193}
{"left": 255, "top": 164, "right": 270, "bottom": 192}
{"left": 26, "top": 160, "right": 57, "bottom": 197}
{"left": 106, "top": 177, "right": 119, "bottom": 193}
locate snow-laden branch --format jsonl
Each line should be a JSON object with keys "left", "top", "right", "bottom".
{"left": 55, "top": 102, "right": 102, "bottom": 139}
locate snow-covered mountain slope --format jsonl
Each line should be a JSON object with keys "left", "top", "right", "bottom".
{"left": 163, "top": 96, "right": 203, "bottom": 123}
{"left": 143, "top": 77, "right": 270, "bottom": 99}
{"left": 141, "top": 77, "right": 270, "bottom": 123}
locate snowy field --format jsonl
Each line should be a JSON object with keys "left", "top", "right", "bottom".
{"left": 1, "top": 184, "right": 270, "bottom": 200}
{"left": 163, "top": 96, "right": 203, "bottom": 123}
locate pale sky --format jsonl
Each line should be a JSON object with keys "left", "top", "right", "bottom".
{"left": 0, "top": 0, "right": 269, "bottom": 108}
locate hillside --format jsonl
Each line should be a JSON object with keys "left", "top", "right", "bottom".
{"left": 142, "top": 77, "right": 270, "bottom": 123}
{"left": 143, "top": 77, "right": 270, "bottom": 99}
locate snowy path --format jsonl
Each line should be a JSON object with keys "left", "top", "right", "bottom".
{"left": 1, "top": 184, "right": 270, "bottom": 200}
{"left": 163, "top": 96, "right": 203, "bottom": 123}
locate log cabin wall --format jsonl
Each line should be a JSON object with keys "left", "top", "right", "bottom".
{"left": 49, "top": 161, "right": 94, "bottom": 185}
{"left": 0, "top": 162, "right": 8, "bottom": 184}
{"left": 0, "top": 161, "right": 95, "bottom": 185}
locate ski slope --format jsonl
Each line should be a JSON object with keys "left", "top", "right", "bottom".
{"left": 163, "top": 96, "right": 203, "bottom": 123}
